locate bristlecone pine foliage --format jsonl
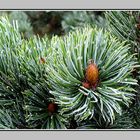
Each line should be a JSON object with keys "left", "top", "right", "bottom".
{"left": 0, "top": 17, "right": 29, "bottom": 129}
{"left": 106, "top": 11, "right": 140, "bottom": 63}
{"left": 46, "top": 27, "right": 138, "bottom": 124}
{"left": 0, "top": 14, "right": 139, "bottom": 129}
{"left": 19, "top": 37, "right": 67, "bottom": 129}
{"left": 0, "top": 17, "right": 67, "bottom": 129}
{"left": 76, "top": 109, "right": 134, "bottom": 129}
{"left": 105, "top": 11, "right": 140, "bottom": 128}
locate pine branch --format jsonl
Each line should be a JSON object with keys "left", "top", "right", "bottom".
{"left": 106, "top": 11, "right": 140, "bottom": 128}
{"left": 105, "top": 11, "right": 140, "bottom": 65}
{"left": 0, "top": 109, "right": 15, "bottom": 129}
{"left": 0, "top": 14, "right": 139, "bottom": 129}
{"left": 46, "top": 26, "right": 138, "bottom": 124}
{"left": 18, "top": 35, "right": 68, "bottom": 129}
{"left": 0, "top": 17, "right": 68, "bottom": 129}
{"left": 0, "top": 17, "right": 28, "bottom": 128}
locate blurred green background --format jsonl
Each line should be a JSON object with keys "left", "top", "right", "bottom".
{"left": 0, "top": 11, "right": 106, "bottom": 39}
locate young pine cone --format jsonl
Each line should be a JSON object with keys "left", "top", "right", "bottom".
{"left": 82, "top": 59, "right": 99, "bottom": 90}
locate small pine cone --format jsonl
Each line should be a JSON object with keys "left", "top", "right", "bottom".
{"left": 47, "top": 103, "right": 57, "bottom": 113}
{"left": 85, "top": 60, "right": 99, "bottom": 87}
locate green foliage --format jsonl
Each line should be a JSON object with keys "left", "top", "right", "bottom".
{"left": 0, "top": 12, "right": 140, "bottom": 129}
{"left": 46, "top": 27, "right": 138, "bottom": 124}
{"left": 106, "top": 11, "right": 140, "bottom": 128}
{"left": 0, "top": 17, "right": 29, "bottom": 128}
{"left": 19, "top": 37, "right": 67, "bottom": 129}
{"left": 106, "top": 12, "right": 138, "bottom": 43}
{"left": 0, "top": 11, "right": 7, "bottom": 17}
{"left": 128, "top": 89, "right": 140, "bottom": 129}
{"left": 0, "top": 109, "right": 15, "bottom": 129}
{"left": 77, "top": 109, "right": 134, "bottom": 129}
{"left": 9, "top": 11, "right": 33, "bottom": 39}
{"left": 106, "top": 11, "right": 140, "bottom": 62}
{"left": 62, "top": 11, "right": 106, "bottom": 33}
{"left": 0, "top": 17, "right": 67, "bottom": 129}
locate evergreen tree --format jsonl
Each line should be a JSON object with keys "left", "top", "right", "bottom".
{"left": 0, "top": 11, "right": 140, "bottom": 129}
